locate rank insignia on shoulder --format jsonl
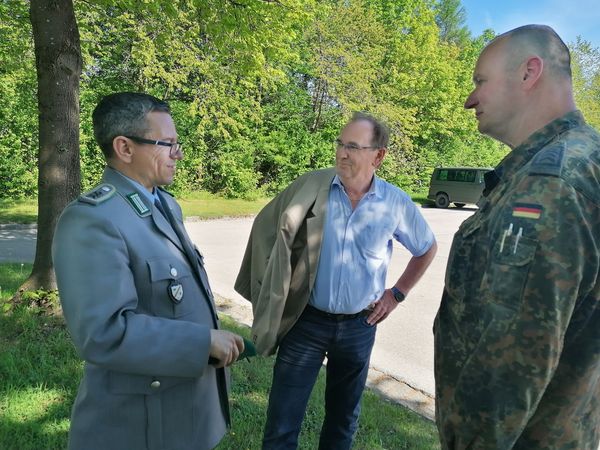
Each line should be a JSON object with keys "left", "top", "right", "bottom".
{"left": 512, "top": 203, "right": 543, "bottom": 220}
{"left": 125, "top": 193, "right": 151, "bottom": 217}
{"left": 79, "top": 184, "right": 116, "bottom": 205}
{"left": 529, "top": 142, "right": 565, "bottom": 177}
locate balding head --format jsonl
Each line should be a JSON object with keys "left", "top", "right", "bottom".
{"left": 488, "top": 24, "right": 572, "bottom": 81}
{"left": 465, "top": 24, "right": 576, "bottom": 148}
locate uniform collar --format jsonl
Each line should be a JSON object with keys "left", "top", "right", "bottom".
{"left": 103, "top": 167, "right": 157, "bottom": 205}
{"left": 494, "top": 110, "right": 585, "bottom": 182}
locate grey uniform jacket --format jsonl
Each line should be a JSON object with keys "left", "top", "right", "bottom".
{"left": 52, "top": 167, "right": 228, "bottom": 450}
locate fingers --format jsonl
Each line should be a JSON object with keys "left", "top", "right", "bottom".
{"left": 367, "top": 307, "right": 388, "bottom": 325}
{"left": 235, "top": 334, "right": 245, "bottom": 354}
{"left": 209, "top": 330, "right": 244, "bottom": 367}
{"left": 367, "top": 291, "right": 398, "bottom": 325}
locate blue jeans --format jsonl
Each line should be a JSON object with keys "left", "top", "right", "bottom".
{"left": 262, "top": 305, "right": 377, "bottom": 450}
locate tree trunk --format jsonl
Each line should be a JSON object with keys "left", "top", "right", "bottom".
{"left": 17, "top": 0, "right": 82, "bottom": 297}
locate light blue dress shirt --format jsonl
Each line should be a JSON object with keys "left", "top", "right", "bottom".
{"left": 117, "top": 170, "right": 160, "bottom": 205}
{"left": 309, "top": 175, "right": 435, "bottom": 314}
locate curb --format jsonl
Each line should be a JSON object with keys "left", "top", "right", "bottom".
{"left": 0, "top": 223, "right": 37, "bottom": 231}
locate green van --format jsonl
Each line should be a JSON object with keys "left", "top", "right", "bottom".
{"left": 427, "top": 167, "right": 492, "bottom": 208}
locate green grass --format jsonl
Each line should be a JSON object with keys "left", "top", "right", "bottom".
{"left": 0, "top": 187, "right": 434, "bottom": 225}
{"left": 0, "top": 199, "right": 38, "bottom": 224}
{"left": 178, "top": 191, "right": 270, "bottom": 219}
{"left": 0, "top": 264, "right": 439, "bottom": 449}
{"left": 0, "top": 192, "right": 269, "bottom": 224}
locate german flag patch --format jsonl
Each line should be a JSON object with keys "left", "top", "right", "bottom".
{"left": 512, "top": 203, "right": 543, "bottom": 220}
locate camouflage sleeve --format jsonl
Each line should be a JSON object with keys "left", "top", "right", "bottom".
{"left": 446, "top": 174, "right": 597, "bottom": 448}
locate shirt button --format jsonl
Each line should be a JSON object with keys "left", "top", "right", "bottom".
{"left": 170, "top": 267, "right": 178, "bottom": 277}
{"left": 150, "top": 380, "right": 161, "bottom": 389}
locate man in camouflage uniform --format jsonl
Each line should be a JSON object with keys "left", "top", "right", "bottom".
{"left": 434, "top": 25, "right": 600, "bottom": 449}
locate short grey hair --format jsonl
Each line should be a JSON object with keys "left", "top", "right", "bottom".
{"left": 92, "top": 92, "right": 171, "bottom": 159}
{"left": 348, "top": 112, "right": 390, "bottom": 149}
{"left": 493, "top": 24, "right": 572, "bottom": 80}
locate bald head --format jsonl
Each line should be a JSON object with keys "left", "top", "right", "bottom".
{"left": 488, "top": 24, "right": 572, "bottom": 81}
{"left": 465, "top": 24, "right": 576, "bottom": 148}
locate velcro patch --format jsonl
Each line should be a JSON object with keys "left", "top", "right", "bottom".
{"left": 79, "top": 184, "right": 116, "bottom": 205}
{"left": 529, "top": 142, "right": 565, "bottom": 177}
{"left": 512, "top": 203, "right": 543, "bottom": 220}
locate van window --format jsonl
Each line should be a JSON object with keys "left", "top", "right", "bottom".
{"left": 436, "top": 169, "right": 476, "bottom": 183}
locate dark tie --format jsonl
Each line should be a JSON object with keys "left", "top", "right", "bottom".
{"left": 154, "top": 197, "right": 167, "bottom": 219}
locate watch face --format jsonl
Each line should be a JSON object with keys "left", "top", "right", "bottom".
{"left": 392, "top": 287, "right": 405, "bottom": 302}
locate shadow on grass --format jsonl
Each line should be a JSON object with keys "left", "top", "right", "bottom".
{"left": 0, "top": 307, "right": 438, "bottom": 450}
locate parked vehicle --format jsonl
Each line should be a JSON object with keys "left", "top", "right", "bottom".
{"left": 427, "top": 167, "right": 492, "bottom": 208}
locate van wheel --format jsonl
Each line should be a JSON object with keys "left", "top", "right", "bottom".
{"left": 454, "top": 203, "right": 465, "bottom": 208}
{"left": 435, "top": 193, "right": 449, "bottom": 208}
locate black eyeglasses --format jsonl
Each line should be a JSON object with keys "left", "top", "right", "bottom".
{"left": 125, "top": 136, "right": 183, "bottom": 157}
{"left": 334, "top": 139, "right": 378, "bottom": 152}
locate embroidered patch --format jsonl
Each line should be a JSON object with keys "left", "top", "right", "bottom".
{"left": 126, "top": 193, "right": 151, "bottom": 217}
{"left": 512, "top": 203, "right": 543, "bottom": 220}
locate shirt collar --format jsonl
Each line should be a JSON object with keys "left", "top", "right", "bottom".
{"left": 331, "top": 173, "right": 382, "bottom": 199}
{"left": 108, "top": 168, "right": 157, "bottom": 204}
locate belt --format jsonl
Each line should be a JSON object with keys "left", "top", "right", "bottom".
{"left": 305, "top": 304, "right": 370, "bottom": 322}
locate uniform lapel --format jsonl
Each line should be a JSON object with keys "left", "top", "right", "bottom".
{"left": 156, "top": 191, "right": 218, "bottom": 323}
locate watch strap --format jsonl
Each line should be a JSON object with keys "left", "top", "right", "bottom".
{"left": 390, "top": 286, "right": 406, "bottom": 303}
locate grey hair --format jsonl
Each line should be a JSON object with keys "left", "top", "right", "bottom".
{"left": 92, "top": 92, "right": 171, "bottom": 159}
{"left": 348, "top": 112, "right": 390, "bottom": 148}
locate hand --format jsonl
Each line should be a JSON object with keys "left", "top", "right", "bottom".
{"left": 366, "top": 290, "right": 399, "bottom": 325}
{"left": 209, "top": 330, "right": 244, "bottom": 368}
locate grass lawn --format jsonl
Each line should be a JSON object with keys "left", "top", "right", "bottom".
{"left": 0, "top": 264, "right": 439, "bottom": 450}
{"left": 0, "top": 192, "right": 270, "bottom": 225}
{"left": 0, "top": 187, "right": 434, "bottom": 225}
{"left": 0, "top": 199, "right": 38, "bottom": 224}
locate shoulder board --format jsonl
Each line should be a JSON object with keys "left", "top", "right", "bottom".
{"left": 79, "top": 184, "right": 116, "bottom": 205}
{"left": 125, "top": 192, "right": 152, "bottom": 217}
{"left": 157, "top": 186, "right": 175, "bottom": 197}
{"left": 529, "top": 142, "right": 565, "bottom": 177}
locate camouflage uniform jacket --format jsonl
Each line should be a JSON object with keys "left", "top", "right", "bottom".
{"left": 434, "top": 110, "right": 600, "bottom": 449}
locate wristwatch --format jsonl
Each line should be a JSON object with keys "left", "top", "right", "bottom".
{"left": 390, "top": 286, "right": 406, "bottom": 303}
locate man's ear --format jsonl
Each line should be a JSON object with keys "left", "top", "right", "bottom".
{"left": 522, "top": 55, "right": 543, "bottom": 88}
{"left": 112, "top": 136, "right": 134, "bottom": 163}
{"left": 373, "top": 148, "right": 387, "bottom": 169}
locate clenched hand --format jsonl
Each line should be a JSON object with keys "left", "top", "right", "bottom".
{"left": 209, "top": 330, "right": 244, "bottom": 368}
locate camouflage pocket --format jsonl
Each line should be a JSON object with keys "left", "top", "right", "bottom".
{"left": 445, "top": 214, "right": 483, "bottom": 302}
{"left": 485, "top": 235, "right": 538, "bottom": 310}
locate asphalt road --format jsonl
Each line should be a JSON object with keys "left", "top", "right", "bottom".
{"left": 0, "top": 205, "right": 475, "bottom": 398}
{"left": 185, "top": 206, "right": 475, "bottom": 397}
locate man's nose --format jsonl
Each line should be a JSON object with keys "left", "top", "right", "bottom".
{"left": 464, "top": 91, "right": 477, "bottom": 109}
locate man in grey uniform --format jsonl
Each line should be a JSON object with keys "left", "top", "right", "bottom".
{"left": 53, "top": 92, "right": 244, "bottom": 450}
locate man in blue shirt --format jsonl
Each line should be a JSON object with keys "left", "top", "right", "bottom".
{"left": 236, "top": 112, "right": 437, "bottom": 449}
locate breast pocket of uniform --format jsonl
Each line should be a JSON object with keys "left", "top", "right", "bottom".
{"left": 445, "top": 214, "right": 483, "bottom": 302}
{"left": 147, "top": 258, "right": 195, "bottom": 318}
{"left": 483, "top": 235, "right": 537, "bottom": 311}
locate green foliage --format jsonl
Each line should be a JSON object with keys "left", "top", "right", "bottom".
{"left": 0, "top": 0, "right": 38, "bottom": 199}
{"left": 2, "top": 0, "right": 597, "bottom": 200}
{"left": 571, "top": 37, "right": 600, "bottom": 130}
